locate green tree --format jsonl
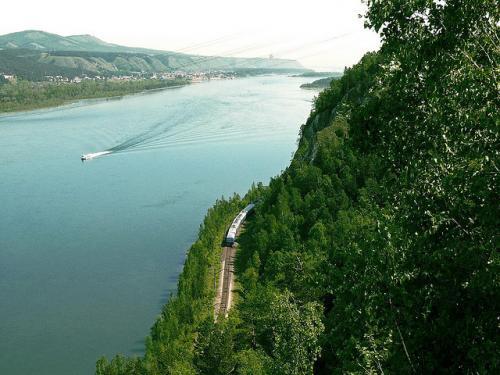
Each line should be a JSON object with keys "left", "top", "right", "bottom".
{"left": 268, "top": 290, "right": 324, "bottom": 374}
{"left": 194, "top": 318, "right": 237, "bottom": 374}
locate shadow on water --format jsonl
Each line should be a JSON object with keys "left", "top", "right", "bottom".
{"left": 168, "top": 274, "right": 180, "bottom": 283}
{"left": 158, "top": 290, "right": 173, "bottom": 307}
{"left": 130, "top": 339, "right": 146, "bottom": 355}
{"left": 141, "top": 191, "right": 189, "bottom": 209}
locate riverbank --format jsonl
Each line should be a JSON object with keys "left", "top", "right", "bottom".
{"left": 96, "top": 196, "right": 247, "bottom": 373}
{"left": 0, "top": 78, "right": 190, "bottom": 113}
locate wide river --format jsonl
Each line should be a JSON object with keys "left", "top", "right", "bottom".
{"left": 0, "top": 75, "right": 316, "bottom": 375}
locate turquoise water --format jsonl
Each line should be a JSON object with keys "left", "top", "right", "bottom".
{"left": 0, "top": 76, "right": 315, "bottom": 375}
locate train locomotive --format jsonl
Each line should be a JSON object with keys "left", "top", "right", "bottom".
{"left": 225, "top": 203, "right": 255, "bottom": 246}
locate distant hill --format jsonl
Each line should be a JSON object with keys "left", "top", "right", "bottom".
{"left": 0, "top": 30, "right": 306, "bottom": 79}
{"left": 0, "top": 30, "right": 175, "bottom": 54}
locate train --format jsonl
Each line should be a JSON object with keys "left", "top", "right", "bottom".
{"left": 225, "top": 203, "right": 255, "bottom": 246}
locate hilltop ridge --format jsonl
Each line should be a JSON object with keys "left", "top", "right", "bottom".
{"left": 0, "top": 30, "right": 168, "bottom": 54}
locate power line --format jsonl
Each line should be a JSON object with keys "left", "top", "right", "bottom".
{"left": 174, "top": 31, "right": 246, "bottom": 53}
{"left": 166, "top": 31, "right": 357, "bottom": 72}
{"left": 204, "top": 31, "right": 359, "bottom": 71}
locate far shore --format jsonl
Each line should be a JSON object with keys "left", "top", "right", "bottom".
{"left": 0, "top": 79, "right": 191, "bottom": 116}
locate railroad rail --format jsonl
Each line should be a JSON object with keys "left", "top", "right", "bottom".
{"left": 214, "top": 203, "right": 254, "bottom": 319}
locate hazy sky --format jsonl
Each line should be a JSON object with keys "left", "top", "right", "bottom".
{"left": 1, "top": 0, "right": 380, "bottom": 70}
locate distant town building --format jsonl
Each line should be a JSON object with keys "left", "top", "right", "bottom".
{"left": 2, "top": 74, "right": 16, "bottom": 82}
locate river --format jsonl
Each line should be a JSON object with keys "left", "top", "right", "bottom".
{"left": 0, "top": 75, "right": 316, "bottom": 375}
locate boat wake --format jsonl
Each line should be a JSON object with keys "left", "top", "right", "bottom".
{"left": 80, "top": 115, "right": 194, "bottom": 161}
{"left": 79, "top": 99, "right": 292, "bottom": 162}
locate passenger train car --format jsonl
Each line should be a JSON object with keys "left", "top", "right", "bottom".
{"left": 225, "top": 203, "right": 255, "bottom": 245}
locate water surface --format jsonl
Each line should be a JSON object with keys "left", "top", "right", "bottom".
{"left": 0, "top": 75, "right": 315, "bottom": 375}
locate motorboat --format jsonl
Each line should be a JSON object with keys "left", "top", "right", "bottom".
{"left": 81, "top": 151, "right": 111, "bottom": 161}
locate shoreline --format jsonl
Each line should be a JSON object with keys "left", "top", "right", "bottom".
{"left": 0, "top": 81, "right": 191, "bottom": 117}
{"left": 0, "top": 73, "right": 304, "bottom": 117}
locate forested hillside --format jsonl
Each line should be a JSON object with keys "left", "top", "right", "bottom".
{"left": 0, "top": 49, "right": 87, "bottom": 80}
{"left": 97, "top": 0, "right": 498, "bottom": 373}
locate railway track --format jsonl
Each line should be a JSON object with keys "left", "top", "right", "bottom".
{"left": 216, "top": 246, "right": 236, "bottom": 318}
{"left": 214, "top": 204, "right": 254, "bottom": 320}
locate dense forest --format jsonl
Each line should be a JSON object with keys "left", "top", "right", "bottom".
{"left": 97, "top": 0, "right": 498, "bottom": 373}
{"left": 0, "top": 78, "right": 188, "bottom": 113}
